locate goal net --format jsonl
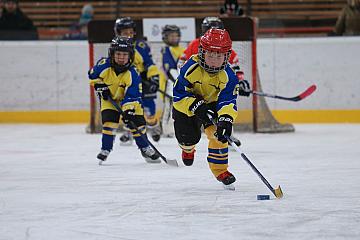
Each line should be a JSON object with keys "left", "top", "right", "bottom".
{"left": 87, "top": 17, "right": 294, "bottom": 133}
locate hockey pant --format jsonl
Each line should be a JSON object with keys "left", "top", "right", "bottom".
{"left": 101, "top": 109, "right": 149, "bottom": 152}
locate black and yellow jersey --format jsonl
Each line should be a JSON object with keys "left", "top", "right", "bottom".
{"left": 133, "top": 40, "right": 160, "bottom": 79}
{"left": 173, "top": 55, "right": 239, "bottom": 120}
{"left": 88, "top": 57, "right": 143, "bottom": 114}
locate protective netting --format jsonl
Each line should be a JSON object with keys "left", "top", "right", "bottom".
{"left": 232, "top": 41, "right": 294, "bottom": 132}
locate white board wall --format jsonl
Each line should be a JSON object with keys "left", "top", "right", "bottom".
{"left": 0, "top": 37, "right": 359, "bottom": 112}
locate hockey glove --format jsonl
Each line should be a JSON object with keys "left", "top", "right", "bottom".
{"left": 148, "top": 75, "right": 160, "bottom": 93}
{"left": 190, "top": 98, "right": 217, "bottom": 126}
{"left": 121, "top": 109, "right": 136, "bottom": 125}
{"left": 216, "top": 115, "right": 233, "bottom": 143}
{"left": 94, "top": 83, "right": 110, "bottom": 100}
{"left": 238, "top": 79, "right": 251, "bottom": 97}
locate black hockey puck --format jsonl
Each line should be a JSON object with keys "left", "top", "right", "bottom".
{"left": 257, "top": 194, "right": 270, "bottom": 200}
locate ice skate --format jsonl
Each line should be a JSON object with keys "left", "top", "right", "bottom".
{"left": 217, "top": 171, "right": 236, "bottom": 190}
{"left": 182, "top": 149, "right": 195, "bottom": 166}
{"left": 119, "top": 130, "right": 133, "bottom": 146}
{"left": 97, "top": 149, "right": 110, "bottom": 165}
{"left": 140, "top": 146, "right": 161, "bottom": 163}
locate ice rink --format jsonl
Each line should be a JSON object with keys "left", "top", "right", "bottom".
{"left": 1, "top": 124, "right": 359, "bottom": 240}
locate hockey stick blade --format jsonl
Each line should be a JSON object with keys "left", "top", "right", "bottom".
{"left": 296, "top": 84, "right": 317, "bottom": 101}
{"left": 274, "top": 185, "right": 283, "bottom": 199}
{"left": 251, "top": 84, "right": 316, "bottom": 102}
{"left": 165, "top": 159, "right": 179, "bottom": 167}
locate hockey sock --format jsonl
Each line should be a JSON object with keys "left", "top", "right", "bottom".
{"left": 205, "top": 125, "right": 229, "bottom": 177}
{"left": 130, "top": 125, "right": 149, "bottom": 149}
{"left": 101, "top": 122, "right": 118, "bottom": 151}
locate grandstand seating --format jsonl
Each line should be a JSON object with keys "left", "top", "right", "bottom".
{"left": 17, "top": 0, "right": 347, "bottom": 38}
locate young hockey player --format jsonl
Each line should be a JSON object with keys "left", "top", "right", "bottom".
{"left": 178, "top": 17, "right": 245, "bottom": 82}
{"left": 173, "top": 28, "right": 241, "bottom": 190}
{"left": 89, "top": 36, "right": 161, "bottom": 164}
{"left": 114, "top": 17, "right": 162, "bottom": 143}
{"left": 177, "top": 17, "right": 250, "bottom": 150}
{"left": 159, "top": 25, "right": 185, "bottom": 138}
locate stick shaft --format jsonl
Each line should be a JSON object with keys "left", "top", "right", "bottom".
{"left": 250, "top": 84, "right": 316, "bottom": 102}
{"left": 228, "top": 140, "right": 276, "bottom": 196}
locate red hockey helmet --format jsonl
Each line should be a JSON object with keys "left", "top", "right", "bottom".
{"left": 199, "top": 28, "right": 232, "bottom": 73}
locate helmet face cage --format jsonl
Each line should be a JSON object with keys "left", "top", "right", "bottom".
{"left": 201, "top": 17, "right": 224, "bottom": 35}
{"left": 108, "top": 37, "right": 135, "bottom": 73}
{"left": 198, "top": 28, "right": 232, "bottom": 73}
{"left": 114, "top": 17, "right": 136, "bottom": 37}
{"left": 198, "top": 46, "right": 231, "bottom": 73}
{"left": 162, "top": 25, "right": 181, "bottom": 46}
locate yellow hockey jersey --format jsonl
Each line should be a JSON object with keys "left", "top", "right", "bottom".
{"left": 88, "top": 57, "right": 143, "bottom": 114}
{"left": 161, "top": 45, "right": 185, "bottom": 77}
{"left": 173, "top": 55, "right": 239, "bottom": 120}
{"left": 133, "top": 40, "right": 160, "bottom": 79}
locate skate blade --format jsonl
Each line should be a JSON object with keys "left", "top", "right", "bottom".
{"left": 223, "top": 183, "right": 235, "bottom": 191}
{"left": 98, "top": 160, "right": 104, "bottom": 165}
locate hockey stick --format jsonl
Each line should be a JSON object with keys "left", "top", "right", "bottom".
{"left": 250, "top": 85, "right": 316, "bottom": 102}
{"left": 169, "top": 69, "right": 179, "bottom": 82}
{"left": 108, "top": 98, "right": 178, "bottom": 167}
{"left": 158, "top": 88, "right": 173, "bottom": 101}
{"left": 227, "top": 137, "right": 283, "bottom": 199}
{"left": 208, "top": 115, "right": 283, "bottom": 198}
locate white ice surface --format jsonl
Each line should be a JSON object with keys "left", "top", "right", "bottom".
{"left": 1, "top": 124, "right": 360, "bottom": 240}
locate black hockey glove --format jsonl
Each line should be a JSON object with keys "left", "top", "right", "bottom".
{"left": 94, "top": 83, "right": 110, "bottom": 100}
{"left": 216, "top": 115, "right": 233, "bottom": 143}
{"left": 190, "top": 98, "right": 217, "bottom": 126}
{"left": 148, "top": 75, "right": 159, "bottom": 93}
{"left": 121, "top": 109, "right": 136, "bottom": 125}
{"left": 238, "top": 79, "right": 251, "bottom": 97}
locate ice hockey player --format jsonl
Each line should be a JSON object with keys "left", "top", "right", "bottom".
{"left": 173, "top": 28, "right": 241, "bottom": 190}
{"left": 178, "top": 17, "right": 246, "bottom": 83}
{"left": 159, "top": 24, "right": 185, "bottom": 138}
{"left": 89, "top": 36, "right": 161, "bottom": 164}
{"left": 114, "top": 17, "right": 162, "bottom": 143}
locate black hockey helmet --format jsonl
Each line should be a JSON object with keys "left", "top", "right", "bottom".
{"left": 114, "top": 17, "right": 136, "bottom": 37}
{"left": 108, "top": 36, "right": 135, "bottom": 73}
{"left": 201, "top": 17, "right": 224, "bottom": 35}
{"left": 162, "top": 25, "right": 181, "bottom": 46}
